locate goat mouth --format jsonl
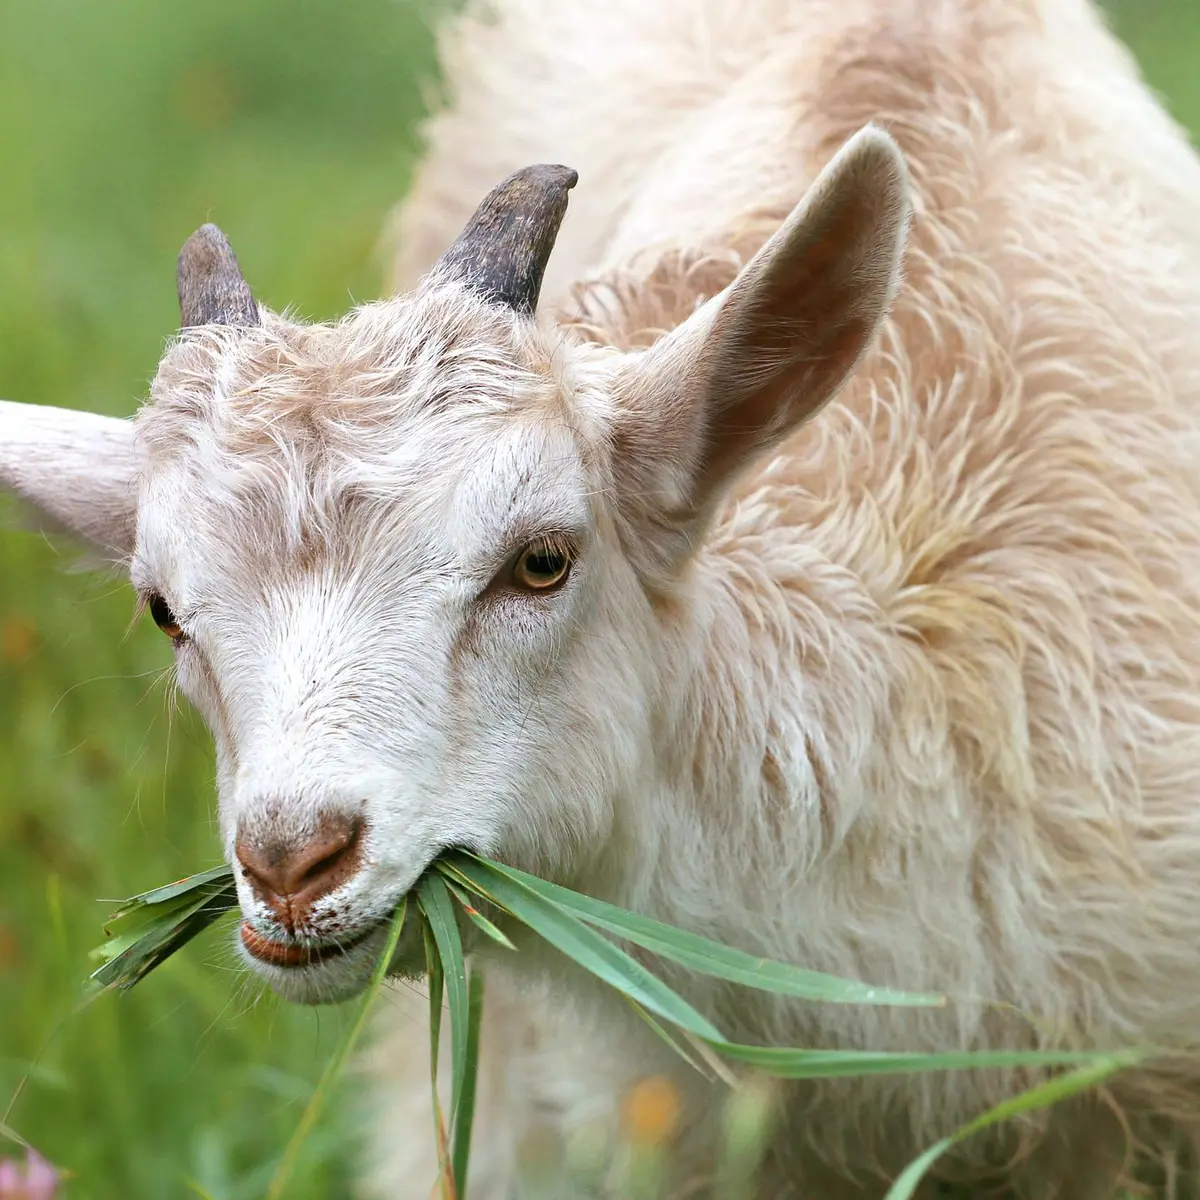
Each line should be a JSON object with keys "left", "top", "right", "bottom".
{"left": 239, "top": 920, "right": 380, "bottom": 969}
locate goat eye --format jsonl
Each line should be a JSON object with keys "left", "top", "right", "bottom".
{"left": 511, "top": 541, "right": 572, "bottom": 592}
{"left": 147, "top": 593, "right": 184, "bottom": 641}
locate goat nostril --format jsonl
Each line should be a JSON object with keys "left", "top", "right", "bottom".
{"left": 235, "top": 846, "right": 278, "bottom": 897}
{"left": 300, "top": 848, "right": 342, "bottom": 886}
{"left": 298, "top": 820, "right": 360, "bottom": 887}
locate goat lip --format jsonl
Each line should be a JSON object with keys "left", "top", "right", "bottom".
{"left": 240, "top": 920, "right": 377, "bottom": 969}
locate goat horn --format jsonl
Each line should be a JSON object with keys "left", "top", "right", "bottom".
{"left": 177, "top": 223, "right": 259, "bottom": 329}
{"left": 433, "top": 164, "right": 578, "bottom": 316}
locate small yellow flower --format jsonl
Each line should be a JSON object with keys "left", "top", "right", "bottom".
{"left": 621, "top": 1075, "right": 681, "bottom": 1148}
{"left": 0, "top": 615, "right": 37, "bottom": 664}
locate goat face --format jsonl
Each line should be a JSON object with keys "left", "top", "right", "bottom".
{"left": 0, "top": 126, "right": 909, "bottom": 1003}
{"left": 133, "top": 282, "right": 648, "bottom": 1003}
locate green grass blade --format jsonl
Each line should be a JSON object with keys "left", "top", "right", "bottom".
{"left": 714, "top": 1044, "right": 1132, "bottom": 1079}
{"left": 447, "top": 858, "right": 724, "bottom": 1041}
{"left": 100, "top": 884, "right": 228, "bottom": 937}
{"left": 450, "top": 966, "right": 485, "bottom": 1195}
{"left": 0, "top": 1120, "right": 30, "bottom": 1149}
{"left": 83, "top": 854, "right": 1145, "bottom": 1200}
{"left": 621, "top": 997, "right": 718, "bottom": 1079}
{"left": 434, "top": 860, "right": 510, "bottom": 912}
{"left": 106, "top": 864, "right": 237, "bottom": 913}
{"left": 437, "top": 858, "right": 1130, "bottom": 1090}
{"left": 90, "top": 926, "right": 170, "bottom": 967}
{"left": 424, "top": 920, "right": 453, "bottom": 1200}
{"left": 426, "top": 923, "right": 444, "bottom": 1089}
{"left": 87, "top": 889, "right": 239, "bottom": 995}
{"left": 883, "top": 1050, "right": 1145, "bottom": 1200}
{"left": 418, "top": 875, "right": 471, "bottom": 1134}
{"left": 444, "top": 878, "right": 516, "bottom": 951}
{"left": 86, "top": 865, "right": 241, "bottom": 995}
{"left": 457, "top": 855, "right": 942, "bottom": 1009}
{"left": 437, "top": 856, "right": 1144, "bottom": 1099}
{"left": 264, "top": 898, "right": 408, "bottom": 1200}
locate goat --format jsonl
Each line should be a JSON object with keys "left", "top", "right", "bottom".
{"left": 5, "top": 0, "right": 1200, "bottom": 1195}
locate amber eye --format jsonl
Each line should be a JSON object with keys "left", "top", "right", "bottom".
{"left": 147, "top": 593, "right": 184, "bottom": 641}
{"left": 511, "top": 540, "right": 573, "bottom": 592}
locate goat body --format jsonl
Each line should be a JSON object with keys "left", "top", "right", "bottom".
{"left": 371, "top": 1, "right": 1200, "bottom": 1196}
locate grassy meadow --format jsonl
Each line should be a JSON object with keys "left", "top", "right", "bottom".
{"left": 0, "top": 2, "right": 1198, "bottom": 1197}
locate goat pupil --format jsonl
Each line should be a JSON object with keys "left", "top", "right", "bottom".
{"left": 149, "top": 594, "right": 178, "bottom": 631}
{"left": 528, "top": 552, "right": 562, "bottom": 578}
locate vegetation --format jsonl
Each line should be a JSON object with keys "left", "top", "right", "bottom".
{"left": 83, "top": 857, "right": 1138, "bottom": 1200}
{"left": 0, "top": 2, "right": 1197, "bottom": 1196}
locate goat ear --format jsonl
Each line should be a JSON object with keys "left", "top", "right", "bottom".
{"left": 0, "top": 400, "right": 142, "bottom": 564}
{"left": 614, "top": 125, "right": 909, "bottom": 567}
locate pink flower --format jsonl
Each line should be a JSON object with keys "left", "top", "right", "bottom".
{"left": 0, "top": 1149, "right": 59, "bottom": 1199}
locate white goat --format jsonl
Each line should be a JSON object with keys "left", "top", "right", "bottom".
{"left": 5, "top": 0, "right": 1200, "bottom": 1195}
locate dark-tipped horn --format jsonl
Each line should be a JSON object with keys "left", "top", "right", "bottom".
{"left": 434, "top": 164, "right": 578, "bottom": 316}
{"left": 177, "top": 223, "right": 259, "bottom": 329}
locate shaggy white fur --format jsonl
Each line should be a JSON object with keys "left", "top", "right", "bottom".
{"left": 376, "top": 0, "right": 1200, "bottom": 1194}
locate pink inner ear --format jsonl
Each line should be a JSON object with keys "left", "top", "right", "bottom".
{"left": 695, "top": 170, "right": 903, "bottom": 494}
{"left": 608, "top": 127, "right": 908, "bottom": 578}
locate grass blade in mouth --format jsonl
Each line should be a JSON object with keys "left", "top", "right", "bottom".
{"left": 712, "top": 1043, "right": 1144, "bottom": 1078}
{"left": 444, "top": 878, "right": 516, "bottom": 951}
{"left": 417, "top": 873, "right": 487, "bottom": 1199}
{"left": 105, "top": 864, "right": 238, "bottom": 914}
{"left": 417, "top": 875, "right": 471, "bottom": 1136}
{"left": 439, "top": 857, "right": 724, "bottom": 1042}
{"left": 424, "top": 919, "right": 454, "bottom": 1200}
{"left": 86, "top": 855, "right": 1150, "bottom": 1198}
{"left": 87, "top": 865, "right": 238, "bottom": 995}
{"left": 439, "top": 857, "right": 1136, "bottom": 1076}
{"left": 452, "top": 966, "right": 485, "bottom": 1193}
{"left": 447, "top": 854, "right": 943, "bottom": 1008}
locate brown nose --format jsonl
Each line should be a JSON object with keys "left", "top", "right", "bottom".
{"left": 236, "top": 814, "right": 364, "bottom": 931}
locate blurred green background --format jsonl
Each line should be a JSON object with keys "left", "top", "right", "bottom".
{"left": 0, "top": 2, "right": 1195, "bottom": 1197}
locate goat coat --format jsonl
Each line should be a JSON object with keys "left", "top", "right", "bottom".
{"left": 366, "top": 1, "right": 1200, "bottom": 1197}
